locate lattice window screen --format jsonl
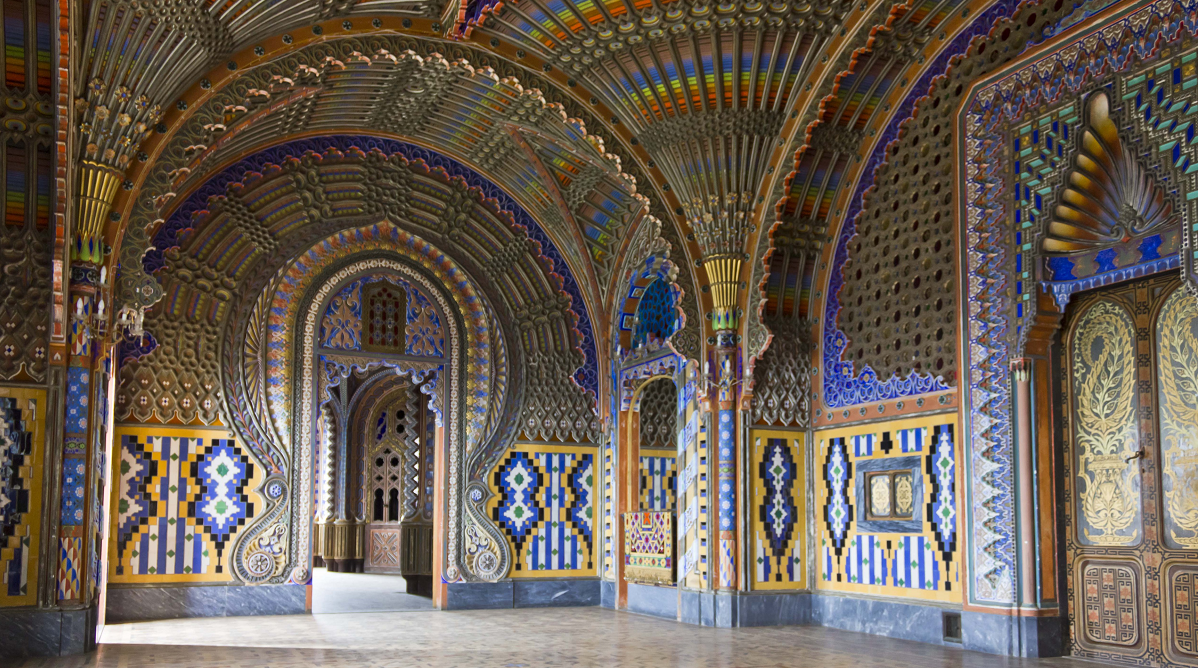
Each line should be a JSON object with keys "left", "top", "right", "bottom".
{"left": 363, "top": 283, "right": 407, "bottom": 353}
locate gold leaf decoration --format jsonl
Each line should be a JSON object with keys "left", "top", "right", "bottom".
{"left": 1046, "top": 92, "right": 1177, "bottom": 254}
{"left": 1071, "top": 300, "right": 1140, "bottom": 545}
{"left": 1157, "top": 287, "right": 1198, "bottom": 547}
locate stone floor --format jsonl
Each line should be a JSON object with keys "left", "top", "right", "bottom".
{"left": 311, "top": 568, "right": 433, "bottom": 614}
{"left": 12, "top": 607, "right": 1101, "bottom": 668}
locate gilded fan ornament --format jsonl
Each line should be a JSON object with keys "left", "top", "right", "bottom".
{"left": 1046, "top": 92, "right": 1178, "bottom": 255}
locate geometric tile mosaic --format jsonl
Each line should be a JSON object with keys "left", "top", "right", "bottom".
{"left": 751, "top": 432, "right": 805, "bottom": 590}
{"left": 0, "top": 389, "right": 42, "bottom": 607}
{"left": 624, "top": 510, "right": 672, "bottom": 585}
{"left": 490, "top": 445, "right": 594, "bottom": 576}
{"left": 816, "top": 416, "right": 959, "bottom": 603}
{"left": 638, "top": 454, "right": 675, "bottom": 512}
{"left": 111, "top": 428, "right": 260, "bottom": 583}
{"left": 57, "top": 536, "right": 82, "bottom": 600}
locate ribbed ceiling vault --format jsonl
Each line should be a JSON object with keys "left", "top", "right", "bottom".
{"left": 470, "top": 0, "right": 863, "bottom": 326}
{"left": 83, "top": 0, "right": 991, "bottom": 358}
{"left": 103, "top": 33, "right": 661, "bottom": 347}
{"left": 78, "top": 0, "right": 451, "bottom": 172}
{"left": 150, "top": 41, "right": 644, "bottom": 294}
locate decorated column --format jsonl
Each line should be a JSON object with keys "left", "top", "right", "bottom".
{"left": 711, "top": 329, "right": 740, "bottom": 590}
{"left": 58, "top": 264, "right": 112, "bottom": 605}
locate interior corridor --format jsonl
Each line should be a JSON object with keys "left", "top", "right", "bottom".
{"left": 310, "top": 568, "right": 433, "bottom": 614}
{"left": 12, "top": 608, "right": 1099, "bottom": 668}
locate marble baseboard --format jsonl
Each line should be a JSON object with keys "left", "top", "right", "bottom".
{"left": 676, "top": 590, "right": 810, "bottom": 628}
{"left": 962, "top": 610, "right": 1064, "bottom": 657}
{"left": 625, "top": 582, "right": 677, "bottom": 620}
{"left": 514, "top": 579, "right": 599, "bottom": 608}
{"left": 737, "top": 591, "right": 812, "bottom": 627}
{"left": 669, "top": 590, "right": 1062, "bottom": 656}
{"left": 446, "top": 580, "right": 600, "bottom": 610}
{"left": 812, "top": 593, "right": 952, "bottom": 647}
{"left": 444, "top": 582, "right": 514, "bottom": 610}
{"left": 679, "top": 589, "right": 714, "bottom": 626}
{"left": 0, "top": 606, "right": 96, "bottom": 658}
{"left": 600, "top": 580, "right": 616, "bottom": 609}
{"left": 105, "top": 584, "right": 306, "bottom": 623}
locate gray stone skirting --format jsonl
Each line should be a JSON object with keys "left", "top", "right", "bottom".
{"left": 602, "top": 582, "right": 1064, "bottom": 658}
{"left": 624, "top": 585, "right": 812, "bottom": 628}
{"left": 626, "top": 582, "right": 678, "bottom": 619}
{"left": 0, "top": 605, "right": 97, "bottom": 658}
{"left": 444, "top": 579, "right": 600, "bottom": 610}
{"left": 105, "top": 583, "right": 307, "bottom": 623}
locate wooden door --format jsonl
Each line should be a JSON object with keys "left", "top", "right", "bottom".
{"left": 1063, "top": 273, "right": 1198, "bottom": 667}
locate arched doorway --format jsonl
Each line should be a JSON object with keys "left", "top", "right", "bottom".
{"left": 609, "top": 258, "right": 695, "bottom": 614}
{"left": 102, "top": 139, "right": 595, "bottom": 623}
{"left": 620, "top": 373, "right": 681, "bottom": 589}
{"left": 301, "top": 266, "right": 457, "bottom": 608}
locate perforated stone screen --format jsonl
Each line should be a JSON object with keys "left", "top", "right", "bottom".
{"left": 832, "top": 8, "right": 1065, "bottom": 386}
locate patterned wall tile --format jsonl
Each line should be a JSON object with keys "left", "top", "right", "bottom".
{"left": 490, "top": 444, "right": 595, "bottom": 577}
{"left": 60, "top": 456, "right": 86, "bottom": 527}
{"left": 110, "top": 428, "right": 261, "bottom": 583}
{"left": 677, "top": 373, "right": 707, "bottom": 589}
{"left": 603, "top": 437, "right": 614, "bottom": 579}
{"left": 638, "top": 453, "right": 676, "bottom": 511}
{"left": 65, "top": 366, "right": 90, "bottom": 435}
{"left": 0, "top": 388, "right": 44, "bottom": 607}
{"left": 90, "top": 362, "right": 111, "bottom": 599}
{"left": 751, "top": 431, "right": 805, "bottom": 590}
{"left": 58, "top": 364, "right": 91, "bottom": 602}
{"left": 57, "top": 536, "right": 82, "bottom": 600}
{"left": 815, "top": 416, "right": 959, "bottom": 602}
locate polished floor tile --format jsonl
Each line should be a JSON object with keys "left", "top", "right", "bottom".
{"left": 12, "top": 607, "right": 1102, "bottom": 668}
{"left": 310, "top": 568, "right": 433, "bottom": 614}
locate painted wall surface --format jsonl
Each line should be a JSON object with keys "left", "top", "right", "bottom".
{"left": 0, "top": 387, "right": 45, "bottom": 607}
{"left": 109, "top": 426, "right": 264, "bottom": 583}
{"left": 815, "top": 415, "right": 959, "bottom": 602}
{"left": 750, "top": 430, "right": 805, "bottom": 590}
{"left": 489, "top": 443, "right": 596, "bottom": 577}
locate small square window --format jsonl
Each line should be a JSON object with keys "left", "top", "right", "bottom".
{"left": 866, "top": 470, "right": 915, "bottom": 521}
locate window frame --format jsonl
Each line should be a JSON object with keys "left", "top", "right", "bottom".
{"left": 864, "top": 470, "right": 916, "bottom": 521}
{"left": 853, "top": 455, "right": 924, "bottom": 534}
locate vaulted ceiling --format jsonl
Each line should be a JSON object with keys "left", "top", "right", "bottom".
{"left": 83, "top": 0, "right": 1021, "bottom": 367}
{"left": 145, "top": 40, "right": 644, "bottom": 294}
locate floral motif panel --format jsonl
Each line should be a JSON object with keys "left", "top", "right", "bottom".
{"left": 1069, "top": 301, "right": 1142, "bottom": 547}
{"left": 1156, "top": 287, "right": 1198, "bottom": 550}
